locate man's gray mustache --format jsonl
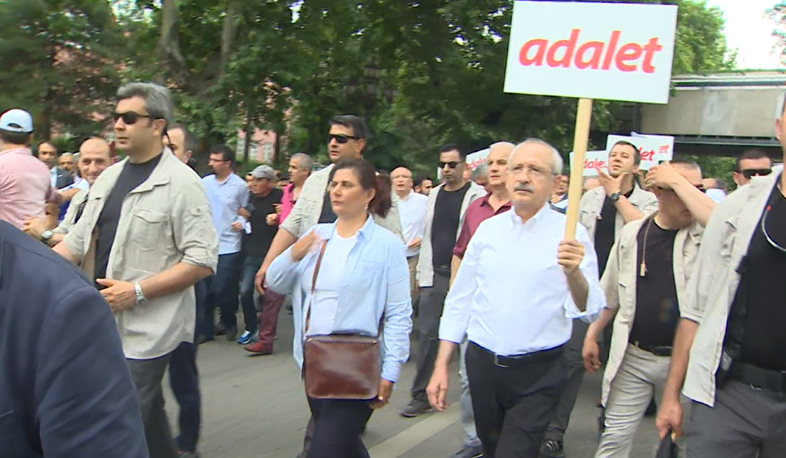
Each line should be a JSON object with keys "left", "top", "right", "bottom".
{"left": 513, "top": 184, "right": 534, "bottom": 192}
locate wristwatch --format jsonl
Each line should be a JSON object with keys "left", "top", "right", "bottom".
{"left": 134, "top": 282, "right": 147, "bottom": 305}
{"left": 40, "top": 230, "right": 54, "bottom": 243}
{"left": 608, "top": 192, "right": 621, "bottom": 203}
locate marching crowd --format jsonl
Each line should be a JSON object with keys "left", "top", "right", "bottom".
{"left": 0, "top": 80, "right": 785, "bottom": 458}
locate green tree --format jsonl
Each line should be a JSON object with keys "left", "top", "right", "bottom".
{"left": 0, "top": 0, "right": 123, "bottom": 140}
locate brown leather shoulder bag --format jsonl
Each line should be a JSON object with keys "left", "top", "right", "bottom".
{"left": 303, "top": 241, "right": 381, "bottom": 400}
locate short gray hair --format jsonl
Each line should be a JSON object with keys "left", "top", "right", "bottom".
{"left": 291, "top": 152, "right": 313, "bottom": 172}
{"left": 471, "top": 163, "right": 489, "bottom": 181}
{"left": 509, "top": 138, "right": 563, "bottom": 175}
{"left": 489, "top": 141, "right": 516, "bottom": 152}
{"left": 116, "top": 82, "right": 174, "bottom": 128}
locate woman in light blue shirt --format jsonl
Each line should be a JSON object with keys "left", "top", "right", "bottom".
{"left": 267, "top": 158, "right": 412, "bottom": 458}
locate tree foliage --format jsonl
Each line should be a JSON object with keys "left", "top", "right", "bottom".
{"left": 0, "top": 0, "right": 122, "bottom": 141}
{"left": 1, "top": 0, "right": 735, "bottom": 173}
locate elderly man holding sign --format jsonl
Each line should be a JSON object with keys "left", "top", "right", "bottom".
{"left": 427, "top": 140, "right": 605, "bottom": 458}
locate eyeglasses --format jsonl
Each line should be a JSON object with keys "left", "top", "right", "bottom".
{"left": 510, "top": 163, "right": 550, "bottom": 178}
{"left": 113, "top": 111, "right": 152, "bottom": 125}
{"left": 741, "top": 168, "right": 772, "bottom": 179}
{"left": 327, "top": 134, "right": 359, "bottom": 144}
{"left": 761, "top": 204, "right": 786, "bottom": 253}
{"left": 438, "top": 161, "right": 460, "bottom": 169}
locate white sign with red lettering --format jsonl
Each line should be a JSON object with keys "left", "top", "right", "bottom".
{"left": 504, "top": 1, "right": 677, "bottom": 104}
{"left": 606, "top": 134, "right": 674, "bottom": 170}
{"left": 466, "top": 148, "right": 490, "bottom": 171}
{"left": 569, "top": 151, "right": 608, "bottom": 177}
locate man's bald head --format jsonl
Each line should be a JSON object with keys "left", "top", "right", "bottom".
{"left": 391, "top": 166, "right": 414, "bottom": 197}
{"left": 78, "top": 137, "right": 111, "bottom": 186}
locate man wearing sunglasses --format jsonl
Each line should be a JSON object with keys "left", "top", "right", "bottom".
{"left": 582, "top": 160, "right": 714, "bottom": 457}
{"left": 253, "top": 114, "right": 402, "bottom": 458}
{"left": 732, "top": 149, "right": 772, "bottom": 188}
{"left": 657, "top": 97, "right": 786, "bottom": 458}
{"left": 401, "top": 144, "right": 486, "bottom": 421}
{"left": 53, "top": 82, "right": 218, "bottom": 458}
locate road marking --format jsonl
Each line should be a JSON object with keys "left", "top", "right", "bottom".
{"left": 369, "top": 404, "right": 460, "bottom": 458}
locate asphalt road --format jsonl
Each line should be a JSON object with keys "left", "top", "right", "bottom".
{"left": 164, "top": 310, "right": 662, "bottom": 458}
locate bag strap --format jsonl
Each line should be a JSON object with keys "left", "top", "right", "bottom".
{"left": 303, "top": 240, "right": 328, "bottom": 337}
{"left": 302, "top": 237, "right": 385, "bottom": 339}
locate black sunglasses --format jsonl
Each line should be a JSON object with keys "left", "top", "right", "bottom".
{"left": 439, "top": 161, "right": 460, "bottom": 169}
{"left": 113, "top": 111, "right": 152, "bottom": 125}
{"left": 328, "top": 134, "right": 359, "bottom": 144}
{"left": 741, "top": 168, "right": 772, "bottom": 179}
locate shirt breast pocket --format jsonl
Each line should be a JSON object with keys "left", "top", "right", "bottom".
{"left": 130, "top": 208, "right": 169, "bottom": 251}
{"left": 351, "top": 260, "right": 384, "bottom": 290}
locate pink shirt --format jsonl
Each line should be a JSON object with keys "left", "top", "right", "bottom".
{"left": 0, "top": 147, "right": 55, "bottom": 229}
{"left": 279, "top": 182, "right": 297, "bottom": 224}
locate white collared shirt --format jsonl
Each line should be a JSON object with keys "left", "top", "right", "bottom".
{"left": 397, "top": 190, "right": 428, "bottom": 257}
{"left": 439, "top": 204, "right": 604, "bottom": 356}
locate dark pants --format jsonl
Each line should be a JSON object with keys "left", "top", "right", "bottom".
{"left": 207, "top": 252, "right": 243, "bottom": 329}
{"left": 128, "top": 354, "right": 178, "bottom": 458}
{"left": 685, "top": 380, "right": 786, "bottom": 458}
{"left": 544, "top": 320, "right": 587, "bottom": 442}
{"left": 169, "top": 342, "right": 200, "bottom": 453}
{"left": 306, "top": 397, "right": 374, "bottom": 458}
{"left": 195, "top": 278, "right": 213, "bottom": 341}
{"left": 240, "top": 255, "right": 264, "bottom": 334}
{"left": 411, "top": 272, "right": 450, "bottom": 401}
{"left": 466, "top": 342, "right": 567, "bottom": 458}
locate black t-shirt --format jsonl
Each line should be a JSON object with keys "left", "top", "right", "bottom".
{"left": 318, "top": 190, "right": 337, "bottom": 224}
{"left": 736, "top": 184, "right": 786, "bottom": 371}
{"left": 431, "top": 182, "right": 471, "bottom": 269}
{"left": 94, "top": 154, "right": 162, "bottom": 285}
{"left": 243, "top": 188, "right": 283, "bottom": 257}
{"left": 630, "top": 219, "right": 680, "bottom": 349}
{"left": 594, "top": 187, "right": 635, "bottom": 275}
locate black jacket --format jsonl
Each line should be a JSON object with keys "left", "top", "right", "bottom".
{"left": 0, "top": 221, "right": 147, "bottom": 457}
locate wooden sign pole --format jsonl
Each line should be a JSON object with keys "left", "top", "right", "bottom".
{"left": 564, "top": 97, "right": 593, "bottom": 239}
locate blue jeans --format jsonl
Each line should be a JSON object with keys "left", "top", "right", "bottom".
{"left": 206, "top": 252, "right": 243, "bottom": 329}
{"left": 239, "top": 255, "right": 264, "bottom": 334}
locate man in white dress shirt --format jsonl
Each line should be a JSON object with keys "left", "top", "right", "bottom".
{"left": 391, "top": 166, "right": 428, "bottom": 305}
{"left": 427, "top": 139, "right": 605, "bottom": 458}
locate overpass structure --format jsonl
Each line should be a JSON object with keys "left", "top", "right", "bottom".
{"left": 636, "top": 71, "right": 786, "bottom": 158}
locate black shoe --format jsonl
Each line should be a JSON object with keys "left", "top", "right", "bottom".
{"left": 644, "top": 397, "right": 657, "bottom": 417}
{"left": 214, "top": 322, "right": 227, "bottom": 336}
{"left": 540, "top": 439, "right": 565, "bottom": 458}
{"left": 451, "top": 444, "right": 483, "bottom": 458}
{"left": 399, "top": 398, "right": 433, "bottom": 418}
{"left": 196, "top": 334, "right": 213, "bottom": 345}
{"left": 225, "top": 325, "right": 238, "bottom": 342}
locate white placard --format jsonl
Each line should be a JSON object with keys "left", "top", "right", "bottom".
{"left": 569, "top": 150, "right": 608, "bottom": 177}
{"left": 466, "top": 148, "right": 490, "bottom": 171}
{"left": 606, "top": 134, "right": 674, "bottom": 170}
{"left": 504, "top": 1, "right": 677, "bottom": 104}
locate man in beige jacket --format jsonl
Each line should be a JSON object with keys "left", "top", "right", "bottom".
{"left": 54, "top": 82, "right": 218, "bottom": 458}
{"left": 657, "top": 98, "right": 786, "bottom": 458}
{"left": 582, "top": 160, "right": 715, "bottom": 457}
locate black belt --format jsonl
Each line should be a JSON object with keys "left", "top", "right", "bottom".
{"left": 730, "top": 361, "right": 786, "bottom": 393}
{"left": 630, "top": 340, "right": 673, "bottom": 357}
{"left": 472, "top": 342, "right": 564, "bottom": 368}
